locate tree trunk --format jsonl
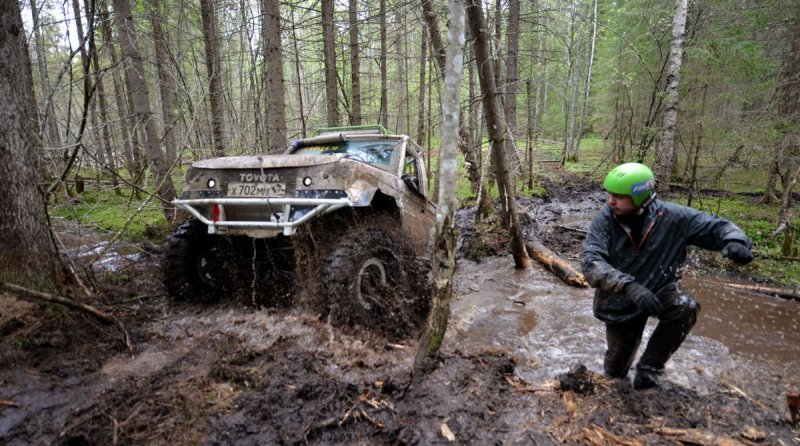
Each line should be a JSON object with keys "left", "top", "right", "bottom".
{"left": 84, "top": 0, "right": 118, "bottom": 194}
{"left": 562, "top": 0, "right": 583, "bottom": 163}
{"left": 566, "top": 34, "right": 583, "bottom": 161}
{"left": 0, "top": 0, "right": 60, "bottom": 290}
{"left": 771, "top": 5, "right": 800, "bottom": 253}
{"left": 575, "top": 0, "right": 598, "bottom": 158}
{"left": 378, "top": 0, "right": 388, "bottom": 127}
{"left": 426, "top": 0, "right": 481, "bottom": 195}
{"left": 421, "top": 0, "right": 446, "bottom": 76}
{"left": 396, "top": 13, "right": 409, "bottom": 134}
{"left": 533, "top": 28, "right": 545, "bottom": 146}
{"left": 200, "top": 0, "right": 226, "bottom": 156}
{"left": 348, "top": 0, "right": 362, "bottom": 125}
{"left": 29, "top": 0, "right": 62, "bottom": 152}
{"left": 415, "top": 0, "right": 465, "bottom": 375}
{"left": 113, "top": 0, "right": 177, "bottom": 220}
{"left": 526, "top": 77, "right": 533, "bottom": 190}
{"left": 467, "top": 0, "right": 531, "bottom": 269}
{"left": 100, "top": 2, "right": 136, "bottom": 177}
{"left": 71, "top": 0, "right": 100, "bottom": 168}
{"left": 416, "top": 22, "right": 428, "bottom": 145}
{"left": 765, "top": 5, "right": 800, "bottom": 213}
{"left": 322, "top": 0, "right": 339, "bottom": 126}
{"left": 504, "top": 0, "right": 519, "bottom": 139}
{"left": 687, "top": 84, "right": 708, "bottom": 208}
{"left": 290, "top": 4, "right": 307, "bottom": 138}
{"left": 149, "top": 0, "right": 178, "bottom": 167}
{"left": 655, "top": 0, "right": 688, "bottom": 197}
{"left": 262, "top": 0, "right": 287, "bottom": 153}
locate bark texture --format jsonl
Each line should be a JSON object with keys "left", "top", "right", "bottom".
{"left": 348, "top": 0, "right": 362, "bottom": 125}
{"left": 200, "top": 0, "right": 226, "bottom": 156}
{"left": 0, "top": 0, "right": 60, "bottom": 289}
{"left": 322, "top": 0, "right": 339, "bottom": 125}
{"left": 262, "top": 0, "right": 287, "bottom": 153}
{"left": 655, "top": 0, "right": 688, "bottom": 195}
{"left": 415, "top": 0, "right": 465, "bottom": 374}
{"left": 466, "top": 0, "right": 531, "bottom": 269}
{"left": 113, "top": 0, "right": 177, "bottom": 220}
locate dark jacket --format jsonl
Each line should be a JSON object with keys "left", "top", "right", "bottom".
{"left": 580, "top": 198, "right": 751, "bottom": 323}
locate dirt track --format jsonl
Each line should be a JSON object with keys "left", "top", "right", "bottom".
{"left": 1, "top": 177, "right": 798, "bottom": 445}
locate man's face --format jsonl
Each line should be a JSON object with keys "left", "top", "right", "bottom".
{"left": 606, "top": 193, "right": 637, "bottom": 216}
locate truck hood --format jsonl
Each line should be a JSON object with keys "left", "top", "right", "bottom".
{"left": 192, "top": 154, "right": 342, "bottom": 169}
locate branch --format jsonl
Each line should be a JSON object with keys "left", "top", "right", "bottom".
{"left": 0, "top": 282, "right": 132, "bottom": 352}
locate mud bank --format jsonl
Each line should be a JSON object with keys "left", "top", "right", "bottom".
{"left": 0, "top": 179, "right": 798, "bottom": 444}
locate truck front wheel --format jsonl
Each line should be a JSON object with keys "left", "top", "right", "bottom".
{"left": 321, "top": 221, "right": 431, "bottom": 340}
{"left": 162, "top": 220, "right": 235, "bottom": 302}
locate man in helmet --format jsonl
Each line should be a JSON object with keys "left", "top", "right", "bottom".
{"left": 580, "top": 162, "right": 753, "bottom": 390}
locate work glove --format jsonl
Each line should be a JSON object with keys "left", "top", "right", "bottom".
{"left": 624, "top": 282, "right": 663, "bottom": 316}
{"left": 721, "top": 241, "right": 754, "bottom": 265}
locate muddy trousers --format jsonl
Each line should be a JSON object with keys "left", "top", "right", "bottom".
{"left": 603, "top": 285, "right": 700, "bottom": 379}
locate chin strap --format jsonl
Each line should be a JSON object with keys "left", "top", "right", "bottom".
{"left": 638, "top": 192, "right": 657, "bottom": 209}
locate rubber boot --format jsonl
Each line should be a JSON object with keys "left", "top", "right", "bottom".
{"left": 633, "top": 365, "right": 662, "bottom": 390}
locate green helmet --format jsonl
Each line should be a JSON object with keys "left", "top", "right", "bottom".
{"left": 603, "top": 163, "right": 656, "bottom": 207}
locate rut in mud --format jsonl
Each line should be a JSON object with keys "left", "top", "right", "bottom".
{"left": 1, "top": 177, "right": 799, "bottom": 445}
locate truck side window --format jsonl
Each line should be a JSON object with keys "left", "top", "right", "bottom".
{"left": 404, "top": 154, "right": 418, "bottom": 178}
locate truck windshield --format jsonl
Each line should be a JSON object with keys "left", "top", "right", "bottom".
{"left": 294, "top": 141, "right": 399, "bottom": 170}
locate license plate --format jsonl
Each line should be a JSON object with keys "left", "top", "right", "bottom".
{"left": 227, "top": 182, "right": 286, "bottom": 197}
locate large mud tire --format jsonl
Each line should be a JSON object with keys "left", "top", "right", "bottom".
{"left": 295, "top": 212, "right": 431, "bottom": 340}
{"left": 163, "top": 220, "right": 236, "bottom": 303}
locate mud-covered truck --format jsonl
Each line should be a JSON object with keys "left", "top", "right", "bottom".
{"left": 163, "top": 126, "right": 436, "bottom": 337}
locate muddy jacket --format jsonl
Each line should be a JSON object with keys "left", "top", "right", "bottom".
{"left": 580, "top": 199, "right": 751, "bottom": 323}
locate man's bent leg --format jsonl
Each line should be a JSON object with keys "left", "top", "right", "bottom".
{"left": 635, "top": 287, "right": 700, "bottom": 388}
{"left": 604, "top": 315, "right": 648, "bottom": 378}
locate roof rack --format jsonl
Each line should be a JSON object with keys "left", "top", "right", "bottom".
{"left": 310, "top": 125, "right": 391, "bottom": 137}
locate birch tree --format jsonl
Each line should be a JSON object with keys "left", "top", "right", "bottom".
{"left": 415, "top": 0, "right": 465, "bottom": 374}
{"left": 655, "top": 0, "right": 689, "bottom": 195}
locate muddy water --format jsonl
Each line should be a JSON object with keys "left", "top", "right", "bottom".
{"left": 447, "top": 256, "right": 800, "bottom": 409}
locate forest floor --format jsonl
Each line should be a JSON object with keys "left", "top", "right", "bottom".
{"left": 1, "top": 170, "right": 798, "bottom": 445}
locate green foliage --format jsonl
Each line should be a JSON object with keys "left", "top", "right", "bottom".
{"left": 49, "top": 177, "right": 168, "bottom": 242}
{"left": 671, "top": 196, "right": 799, "bottom": 287}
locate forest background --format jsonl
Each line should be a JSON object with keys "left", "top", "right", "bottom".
{"left": 7, "top": 0, "right": 800, "bottom": 287}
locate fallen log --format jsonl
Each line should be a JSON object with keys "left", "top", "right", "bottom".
{"left": 525, "top": 240, "right": 589, "bottom": 288}
{"left": 702, "top": 278, "right": 800, "bottom": 301}
{"left": 0, "top": 282, "right": 132, "bottom": 351}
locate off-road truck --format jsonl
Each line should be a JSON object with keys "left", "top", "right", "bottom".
{"left": 163, "top": 126, "right": 436, "bottom": 338}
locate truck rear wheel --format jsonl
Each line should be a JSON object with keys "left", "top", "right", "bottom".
{"left": 163, "top": 220, "right": 235, "bottom": 302}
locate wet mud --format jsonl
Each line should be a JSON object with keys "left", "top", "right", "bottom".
{"left": 1, "top": 179, "right": 799, "bottom": 445}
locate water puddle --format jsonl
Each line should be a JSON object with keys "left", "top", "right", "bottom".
{"left": 448, "top": 256, "right": 799, "bottom": 408}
